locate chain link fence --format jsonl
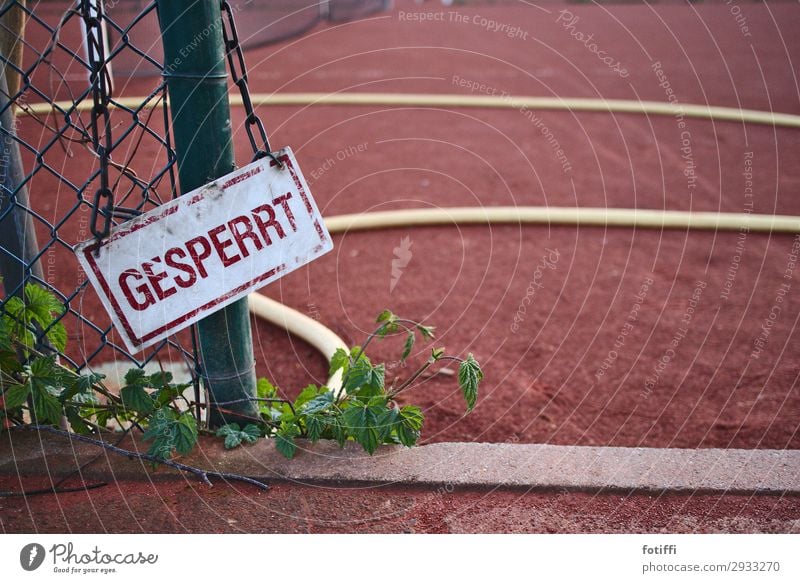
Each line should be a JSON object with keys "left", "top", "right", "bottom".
{"left": 0, "top": 0, "right": 387, "bottom": 387}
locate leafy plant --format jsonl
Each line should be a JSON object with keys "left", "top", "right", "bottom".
{"left": 0, "top": 283, "right": 195, "bottom": 459}
{"left": 1, "top": 285, "right": 484, "bottom": 464}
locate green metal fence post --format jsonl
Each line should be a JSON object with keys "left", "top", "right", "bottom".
{"left": 156, "top": 0, "right": 258, "bottom": 425}
{"left": 0, "top": 67, "right": 44, "bottom": 299}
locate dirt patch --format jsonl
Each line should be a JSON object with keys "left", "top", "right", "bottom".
{"left": 1, "top": 474, "right": 798, "bottom": 534}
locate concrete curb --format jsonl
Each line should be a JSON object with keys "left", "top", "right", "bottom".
{"left": 2, "top": 432, "right": 798, "bottom": 494}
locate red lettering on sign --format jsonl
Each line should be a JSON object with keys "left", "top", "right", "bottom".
{"left": 164, "top": 247, "right": 197, "bottom": 288}
{"left": 116, "top": 201, "right": 301, "bottom": 311}
{"left": 251, "top": 203, "right": 286, "bottom": 245}
{"left": 186, "top": 236, "right": 212, "bottom": 278}
{"left": 142, "top": 257, "right": 177, "bottom": 301}
{"left": 272, "top": 193, "right": 297, "bottom": 232}
{"left": 228, "top": 215, "right": 263, "bottom": 259}
{"left": 119, "top": 269, "right": 155, "bottom": 311}
{"left": 208, "top": 224, "right": 242, "bottom": 268}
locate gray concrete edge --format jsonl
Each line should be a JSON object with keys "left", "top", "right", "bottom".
{"left": 2, "top": 431, "right": 798, "bottom": 494}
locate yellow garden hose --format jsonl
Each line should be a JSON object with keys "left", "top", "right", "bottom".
{"left": 324, "top": 207, "right": 800, "bottom": 235}
{"left": 17, "top": 92, "right": 800, "bottom": 129}
{"left": 252, "top": 205, "right": 800, "bottom": 386}
{"left": 247, "top": 293, "right": 347, "bottom": 391}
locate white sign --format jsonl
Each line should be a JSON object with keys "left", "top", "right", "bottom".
{"left": 75, "top": 148, "right": 333, "bottom": 353}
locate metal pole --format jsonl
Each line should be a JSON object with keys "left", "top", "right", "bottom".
{"left": 156, "top": 0, "right": 258, "bottom": 425}
{"left": 0, "top": 61, "right": 43, "bottom": 298}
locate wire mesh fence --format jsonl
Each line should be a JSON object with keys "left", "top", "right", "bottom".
{"left": 0, "top": 0, "right": 192, "bottom": 381}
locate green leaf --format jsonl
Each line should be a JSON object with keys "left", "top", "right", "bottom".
{"left": 0, "top": 349, "right": 22, "bottom": 376}
{"left": 216, "top": 423, "right": 260, "bottom": 449}
{"left": 241, "top": 424, "right": 261, "bottom": 442}
{"left": 399, "top": 405, "right": 424, "bottom": 430}
{"left": 143, "top": 407, "right": 175, "bottom": 442}
{"left": 28, "top": 355, "right": 64, "bottom": 388}
{"left": 395, "top": 405, "right": 424, "bottom": 447}
{"left": 5, "top": 285, "right": 66, "bottom": 350}
{"left": 23, "top": 284, "right": 64, "bottom": 326}
{"left": 25, "top": 356, "right": 66, "bottom": 424}
{"left": 350, "top": 346, "right": 369, "bottom": 363}
{"left": 223, "top": 432, "right": 242, "bottom": 449}
{"left": 329, "top": 415, "right": 347, "bottom": 447}
{"left": 120, "top": 384, "right": 155, "bottom": 415}
{"left": 431, "top": 347, "right": 445, "bottom": 360}
{"left": 44, "top": 321, "right": 67, "bottom": 353}
{"left": 124, "top": 368, "right": 146, "bottom": 386}
{"left": 343, "top": 357, "right": 372, "bottom": 394}
{"left": 457, "top": 354, "right": 483, "bottom": 412}
{"left": 300, "top": 390, "right": 334, "bottom": 414}
{"left": 275, "top": 424, "right": 299, "bottom": 459}
{"left": 65, "top": 408, "right": 94, "bottom": 435}
{"left": 305, "top": 414, "right": 326, "bottom": 441}
{"left": 143, "top": 407, "right": 197, "bottom": 460}
{"left": 342, "top": 401, "right": 387, "bottom": 455}
{"left": 378, "top": 407, "right": 398, "bottom": 443}
{"left": 257, "top": 377, "right": 277, "bottom": 399}
{"left": 344, "top": 359, "right": 384, "bottom": 397}
{"left": 328, "top": 348, "right": 349, "bottom": 377}
{"left": 153, "top": 383, "right": 186, "bottom": 408}
{"left": 2, "top": 383, "right": 30, "bottom": 410}
{"left": 367, "top": 364, "right": 385, "bottom": 394}
{"left": 217, "top": 423, "right": 241, "bottom": 435}
{"left": 147, "top": 371, "right": 174, "bottom": 388}
{"left": 294, "top": 384, "right": 319, "bottom": 409}
{"left": 60, "top": 372, "right": 104, "bottom": 402}
{"left": 401, "top": 331, "right": 415, "bottom": 361}
{"left": 32, "top": 388, "right": 62, "bottom": 425}
{"left": 173, "top": 413, "right": 198, "bottom": 455}
{"left": 0, "top": 316, "right": 10, "bottom": 351}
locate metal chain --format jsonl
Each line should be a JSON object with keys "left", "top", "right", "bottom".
{"left": 220, "top": 1, "right": 283, "bottom": 168}
{"left": 81, "top": 0, "right": 115, "bottom": 242}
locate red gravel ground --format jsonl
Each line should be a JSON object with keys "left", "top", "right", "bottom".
{"left": 17, "top": 0, "right": 800, "bottom": 451}
{"left": 4, "top": 0, "right": 800, "bottom": 535}
{"left": 1, "top": 475, "right": 798, "bottom": 534}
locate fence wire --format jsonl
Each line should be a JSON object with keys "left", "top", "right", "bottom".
{"left": 0, "top": 0, "right": 195, "bottom": 384}
{"left": 0, "top": 0, "right": 388, "bottom": 394}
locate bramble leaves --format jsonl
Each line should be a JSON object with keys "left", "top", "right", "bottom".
{"left": 0, "top": 286, "right": 483, "bottom": 463}
{"left": 328, "top": 348, "right": 349, "bottom": 377}
{"left": 275, "top": 422, "right": 300, "bottom": 459}
{"left": 143, "top": 408, "right": 198, "bottom": 459}
{"left": 395, "top": 405, "right": 424, "bottom": 447}
{"left": 300, "top": 390, "right": 334, "bottom": 415}
{"left": 3, "top": 284, "right": 67, "bottom": 352}
{"left": 2, "top": 383, "right": 30, "bottom": 410}
{"left": 121, "top": 385, "right": 154, "bottom": 416}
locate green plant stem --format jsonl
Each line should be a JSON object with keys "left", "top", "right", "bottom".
{"left": 337, "top": 319, "right": 420, "bottom": 401}
{"left": 389, "top": 357, "right": 436, "bottom": 399}
{"left": 190, "top": 402, "right": 280, "bottom": 428}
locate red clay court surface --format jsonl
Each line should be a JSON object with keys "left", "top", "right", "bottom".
{"left": 5, "top": 0, "right": 800, "bottom": 534}
{"left": 2, "top": 473, "right": 799, "bottom": 533}
{"left": 19, "top": 0, "right": 800, "bottom": 451}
